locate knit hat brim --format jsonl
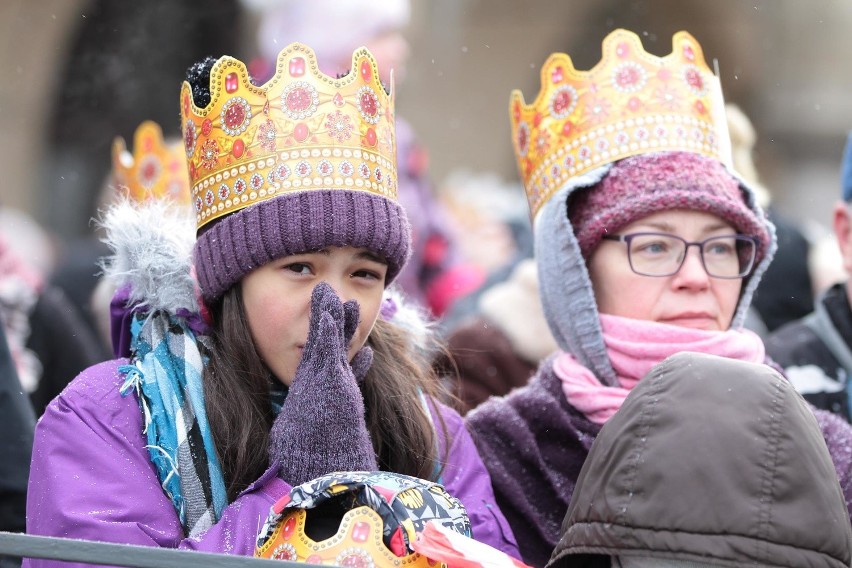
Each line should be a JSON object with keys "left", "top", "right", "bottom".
{"left": 194, "top": 190, "right": 411, "bottom": 303}
{"left": 569, "top": 152, "right": 771, "bottom": 266}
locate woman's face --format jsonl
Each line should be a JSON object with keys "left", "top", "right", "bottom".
{"left": 587, "top": 210, "right": 744, "bottom": 331}
{"left": 241, "top": 245, "right": 388, "bottom": 385}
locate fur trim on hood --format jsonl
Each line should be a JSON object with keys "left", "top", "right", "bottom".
{"left": 98, "top": 198, "right": 199, "bottom": 316}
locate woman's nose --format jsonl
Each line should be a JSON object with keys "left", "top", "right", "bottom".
{"left": 673, "top": 247, "right": 711, "bottom": 287}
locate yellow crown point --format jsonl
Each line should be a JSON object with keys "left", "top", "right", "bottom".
{"left": 180, "top": 42, "right": 398, "bottom": 231}
{"left": 111, "top": 121, "right": 190, "bottom": 205}
{"left": 510, "top": 29, "right": 732, "bottom": 220}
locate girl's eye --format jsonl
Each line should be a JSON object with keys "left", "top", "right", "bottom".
{"left": 284, "top": 263, "right": 312, "bottom": 275}
{"left": 352, "top": 269, "right": 381, "bottom": 280}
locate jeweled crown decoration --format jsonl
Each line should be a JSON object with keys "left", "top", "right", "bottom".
{"left": 255, "top": 507, "right": 446, "bottom": 567}
{"left": 180, "top": 43, "right": 397, "bottom": 230}
{"left": 112, "top": 121, "right": 190, "bottom": 205}
{"left": 510, "top": 29, "right": 732, "bottom": 219}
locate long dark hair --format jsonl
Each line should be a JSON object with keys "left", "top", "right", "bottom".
{"left": 203, "top": 285, "right": 449, "bottom": 501}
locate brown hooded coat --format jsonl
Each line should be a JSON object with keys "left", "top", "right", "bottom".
{"left": 549, "top": 352, "right": 852, "bottom": 568}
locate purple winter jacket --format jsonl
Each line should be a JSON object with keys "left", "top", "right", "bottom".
{"left": 25, "top": 358, "right": 519, "bottom": 568}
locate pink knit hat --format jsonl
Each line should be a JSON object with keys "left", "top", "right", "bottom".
{"left": 569, "top": 152, "right": 771, "bottom": 265}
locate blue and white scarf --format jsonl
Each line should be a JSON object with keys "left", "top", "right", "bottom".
{"left": 119, "top": 310, "right": 227, "bottom": 537}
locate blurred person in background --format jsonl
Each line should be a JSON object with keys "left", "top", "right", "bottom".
{"left": 765, "top": 131, "right": 852, "bottom": 422}
{"left": 0, "top": 209, "right": 102, "bottom": 417}
{"left": 42, "top": 1, "right": 242, "bottom": 359}
{"left": 430, "top": 172, "right": 546, "bottom": 414}
{"left": 239, "top": 0, "right": 482, "bottom": 318}
{"left": 433, "top": 257, "right": 556, "bottom": 414}
{"left": 87, "top": 120, "right": 193, "bottom": 356}
{"left": 0, "top": 323, "right": 35, "bottom": 568}
{"left": 726, "top": 103, "right": 816, "bottom": 336}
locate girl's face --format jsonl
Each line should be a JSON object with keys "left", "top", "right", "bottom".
{"left": 587, "top": 210, "right": 744, "bottom": 331}
{"left": 241, "top": 245, "right": 388, "bottom": 385}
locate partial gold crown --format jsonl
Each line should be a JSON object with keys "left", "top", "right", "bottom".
{"left": 510, "top": 29, "right": 732, "bottom": 219}
{"left": 255, "top": 507, "right": 445, "bottom": 567}
{"left": 112, "top": 121, "right": 190, "bottom": 205}
{"left": 180, "top": 43, "right": 397, "bottom": 230}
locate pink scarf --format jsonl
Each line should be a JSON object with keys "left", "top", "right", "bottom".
{"left": 553, "top": 314, "right": 766, "bottom": 424}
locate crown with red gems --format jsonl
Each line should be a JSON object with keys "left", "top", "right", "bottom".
{"left": 112, "top": 121, "right": 191, "bottom": 205}
{"left": 510, "top": 29, "right": 732, "bottom": 219}
{"left": 255, "top": 472, "right": 471, "bottom": 567}
{"left": 180, "top": 43, "right": 397, "bottom": 230}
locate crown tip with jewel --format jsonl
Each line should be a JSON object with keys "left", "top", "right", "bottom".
{"left": 510, "top": 29, "right": 732, "bottom": 220}
{"left": 180, "top": 42, "right": 397, "bottom": 231}
{"left": 112, "top": 121, "right": 190, "bottom": 205}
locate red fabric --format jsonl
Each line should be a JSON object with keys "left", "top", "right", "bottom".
{"left": 426, "top": 264, "right": 485, "bottom": 317}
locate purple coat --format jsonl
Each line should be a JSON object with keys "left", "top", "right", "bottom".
{"left": 25, "top": 359, "right": 519, "bottom": 567}
{"left": 466, "top": 356, "right": 852, "bottom": 568}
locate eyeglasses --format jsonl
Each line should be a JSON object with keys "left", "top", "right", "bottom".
{"left": 601, "top": 232, "right": 758, "bottom": 279}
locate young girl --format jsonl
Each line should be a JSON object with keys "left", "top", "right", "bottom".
{"left": 463, "top": 29, "right": 852, "bottom": 566}
{"left": 25, "top": 43, "right": 518, "bottom": 566}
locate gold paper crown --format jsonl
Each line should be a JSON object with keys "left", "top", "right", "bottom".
{"left": 180, "top": 43, "right": 397, "bottom": 230}
{"left": 255, "top": 506, "right": 445, "bottom": 567}
{"left": 510, "top": 29, "right": 732, "bottom": 219}
{"left": 111, "top": 121, "right": 190, "bottom": 204}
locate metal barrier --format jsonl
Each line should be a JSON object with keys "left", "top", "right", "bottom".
{"left": 0, "top": 532, "right": 305, "bottom": 568}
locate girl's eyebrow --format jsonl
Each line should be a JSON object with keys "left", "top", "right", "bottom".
{"left": 355, "top": 250, "right": 388, "bottom": 264}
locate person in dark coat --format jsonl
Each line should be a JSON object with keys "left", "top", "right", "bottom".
{"left": 765, "top": 131, "right": 852, "bottom": 422}
{"left": 0, "top": 322, "right": 35, "bottom": 568}
{"left": 435, "top": 258, "right": 556, "bottom": 414}
{"left": 0, "top": 226, "right": 103, "bottom": 417}
{"left": 548, "top": 352, "right": 851, "bottom": 568}
{"left": 725, "top": 104, "right": 816, "bottom": 335}
{"left": 464, "top": 29, "right": 852, "bottom": 567}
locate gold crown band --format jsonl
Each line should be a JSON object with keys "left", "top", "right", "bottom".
{"left": 111, "top": 121, "right": 190, "bottom": 205}
{"left": 255, "top": 507, "right": 443, "bottom": 567}
{"left": 510, "top": 29, "right": 731, "bottom": 219}
{"left": 180, "top": 43, "right": 398, "bottom": 230}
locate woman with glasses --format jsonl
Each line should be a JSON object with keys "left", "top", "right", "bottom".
{"left": 463, "top": 29, "right": 852, "bottom": 567}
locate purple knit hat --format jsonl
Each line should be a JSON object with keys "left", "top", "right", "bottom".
{"left": 569, "top": 151, "right": 771, "bottom": 265}
{"left": 183, "top": 43, "right": 413, "bottom": 304}
{"left": 194, "top": 190, "right": 411, "bottom": 303}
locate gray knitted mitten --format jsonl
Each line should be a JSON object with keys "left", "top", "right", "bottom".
{"left": 268, "top": 282, "right": 378, "bottom": 486}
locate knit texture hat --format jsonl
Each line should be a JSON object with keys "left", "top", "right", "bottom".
{"left": 842, "top": 131, "right": 852, "bottom": 202}
{"left": 569, "top": 151, "right": 771, "bottom": 264}
{"left": 194, "top": 189, "right": 411, "bottom": 303}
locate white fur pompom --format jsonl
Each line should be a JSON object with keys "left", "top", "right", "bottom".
{"left": 98, "top": 198, "right": 198, "bottom": 314}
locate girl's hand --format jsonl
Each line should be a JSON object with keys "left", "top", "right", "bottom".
{"left": 267, "top": 282, "right": 378, "bottom": 486}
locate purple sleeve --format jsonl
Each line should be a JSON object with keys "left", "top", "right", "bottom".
{"left": 24, "top": 360, "right": 290, "bottom": 568}
{"left": 813, "top": 407, "right": 852, "bottom": 519}
{"left": 430, "top": 400, "right": 521, "bottom": 560}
